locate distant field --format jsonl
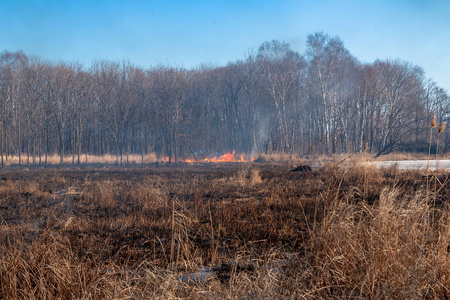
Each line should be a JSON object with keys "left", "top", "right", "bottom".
{"left": 0, "top": 163, "right": 449, "bottom": 298}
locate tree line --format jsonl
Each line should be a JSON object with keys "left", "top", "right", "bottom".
{"left": 0, "top": 32, "right": 449, "bottom": 164}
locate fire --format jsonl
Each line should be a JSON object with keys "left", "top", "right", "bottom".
{"left": 210, "top": 150, "right": 236, "bottom": 162}
{"left": 162, "top": 151, "right": 254, "bottom": 163}
{"left": 186, "top": 150, "right": 254, "bottom": 163}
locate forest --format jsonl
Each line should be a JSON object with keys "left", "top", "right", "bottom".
{"left": 0, "top": 32, "right": 449, "bottom": 164}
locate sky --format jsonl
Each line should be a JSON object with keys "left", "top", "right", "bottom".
{"left": 0, "top": 0, "right": 449, "bottom": 91}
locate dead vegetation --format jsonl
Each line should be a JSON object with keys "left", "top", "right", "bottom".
{"left": 0, "top": 163, "right": 449, "bottom": 299}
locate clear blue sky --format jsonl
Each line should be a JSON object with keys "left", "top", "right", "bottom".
{"left": 1, "top": 0, "right": 449, "bottom": 91}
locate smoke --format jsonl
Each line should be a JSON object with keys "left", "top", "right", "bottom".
{"left": 252, "top": 116, "right": 270, "bottom": 155}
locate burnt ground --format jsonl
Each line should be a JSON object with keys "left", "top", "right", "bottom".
{"left": 0, "top": 163, "right": 317, "bottom": 263}
{"left": 0, "top": 162, "right": 449, "bottom": 298}
{"left": 0, "top": 162, "right": 444, "bottom": 263}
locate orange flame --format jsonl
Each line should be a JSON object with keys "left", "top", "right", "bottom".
{"left": 210, "top": 150, "right": 236, "bottom": 162}
{"left": 180, "top": 150, "right": 255, "bottom": 163}
{"left": 162, "top": 151, "right": 254, "bottom": 163}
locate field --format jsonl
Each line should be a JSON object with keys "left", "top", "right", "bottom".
{"left": 0, "top": 161, "right": 449, "bottom": 299}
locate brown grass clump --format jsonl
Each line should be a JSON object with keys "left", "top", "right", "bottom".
{"left": 0, "top": 164, "right": 448, "bottom": 298}
{"left": 229, "top": 168, "right": 263, "bottom": 186}
{"left": 281, "top": 186, "right": 450, "bottom": 298}
{"left": 255, "top": 152, "right": 298, "bottom": 162}
{"left": 250, "top": 169, "right": 263, "bottom": 185}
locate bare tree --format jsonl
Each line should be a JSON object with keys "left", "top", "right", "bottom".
{"left": 372, "top": 59, "right": 425, "bottom": 156}
{"left": 306, "top": 32, "right": 356, "bottom": 154}
{"left": 91, "top": 61, "right": 140, "bottom": 164}
{"left": 150, "top": 66, "right": 190, "bottom": 162}
{"left": 0, "top": 33, "right": 447, "bottom": 162}
{"left": 257, "top": 40, "right": 306, "bottom": 153}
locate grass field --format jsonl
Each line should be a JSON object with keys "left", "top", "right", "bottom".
{"left": 0, "top": 161, "right": 449, "bottom": 299}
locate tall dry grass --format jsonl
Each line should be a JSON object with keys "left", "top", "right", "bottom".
{"left": 280, "top": 186, "right": 450, "bottom": 298}
{"left": 0, "top": 153, "right": 161, "bottom": 165}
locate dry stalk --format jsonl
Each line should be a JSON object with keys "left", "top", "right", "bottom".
{"left": 427, "top": 114, "right": 437, "bottom": 197}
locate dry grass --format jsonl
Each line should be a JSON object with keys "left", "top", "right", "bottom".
{"left": 0, "top": 163, "right": 449, "bottom": 298}
{"left": 0, "top": 153, "right": 161, "bottom": 165}
{"left": 283, "top": 187, "right": 450, "bottom": 298}
{"left": 255, "top": 152, "right": 299, "bottom": 162}
{"left": 2, "top": 151, "right": 448, "bottom": 166}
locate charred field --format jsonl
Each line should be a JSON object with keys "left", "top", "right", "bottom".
{"left": 0, "top": 162, "right": 449, "bottom": 299}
